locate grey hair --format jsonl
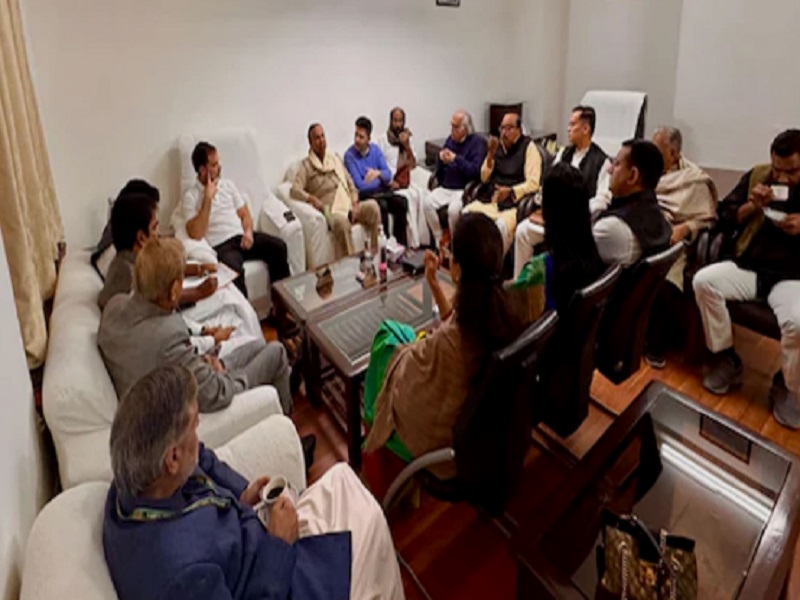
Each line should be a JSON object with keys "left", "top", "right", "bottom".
{"left": 110, "top": 365, "right": 198, "bottom": 498}
{"left": 455, "top": 110, "right": 475, "bottom": 135}
{"left": 656, "top": 126, "right": 683, "bottom": 154}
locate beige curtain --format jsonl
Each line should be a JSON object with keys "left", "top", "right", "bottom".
{"left": 0, "top": 0, "right": 64, "bottom": 368}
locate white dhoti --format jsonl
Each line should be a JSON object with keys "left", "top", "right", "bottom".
{"left": 396, "top": 184, "right": 426, "bottom": 249}
{"left": 693, "top": 261, "right": 800, "bottom": 397}
{"left": 182, "top": 285, "right": 263, "bottom": 357}
{"left": 424, "top": 187, "right": 463, "bottom": 246}
{"left": 298, "top": 463, "right": 405, "bottom": 600}
{"left": 513, "top": 219, "right": 545, "bottom": 279}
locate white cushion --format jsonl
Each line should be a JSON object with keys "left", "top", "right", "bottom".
{"left": 43, "top": 250, "right": 284, "bottom": 489}
{"left": 20, "top": 416, "right": 306, "bottom": 600}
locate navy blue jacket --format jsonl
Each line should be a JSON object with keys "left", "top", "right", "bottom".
{"left": 103, "top": 445, "right": 351, "bottom": 600}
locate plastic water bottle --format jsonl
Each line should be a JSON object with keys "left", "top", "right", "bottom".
{"left": 431, "top": 305, "right": 441, "bottom": 332}
{"left": 377, "top": 225, "right": 387, "bottom": 263}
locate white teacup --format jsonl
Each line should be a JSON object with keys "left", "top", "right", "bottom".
{"left": 771, "top": 184, "right": 790, "bottom": 201}
{"left": 255, "top": 476, "right": 297, "bottom": 528}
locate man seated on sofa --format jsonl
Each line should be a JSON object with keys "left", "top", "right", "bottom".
{"left": 423, "top": 110, "right": 486, "bottom": 248}
{"left": 377, "top": 107, "right": 425, "bottom": 248}
{"left": 693, "top": 129, "right": 800, "bottom": 428}
{"left": 98, "top": 237, "right": 294, "bottom": 414}
{"left": 291, "top": 123, "right": 381, "bottom": 259}
{"left": 345, "top": 116, "right": 409, "bottom": 247}
{"left": 514, "top": 105, "right": 610, "bottom": 277}
{"left": 184, "top": 141, "right": 290, "bottom": 298}
{"left": 593, "top": 139, "right": 672, "bottom": 267}
{"left": 644, "top": 126, "right": 718, "bottom": 368}
{"left": 97, "top": 189, "right": 218, "bottom": 311}
{"left": 104, "top": 365, "right": 404, "bottom": 600}
{"left": 463, "top": 112, "right": 542, "bottom": 253}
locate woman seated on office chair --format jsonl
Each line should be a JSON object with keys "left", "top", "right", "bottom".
{"left": 513, "top": 162, "right": 605, "bottom": 314}
{"left": 364, "top": 213, "right": 525, "bottom": 478}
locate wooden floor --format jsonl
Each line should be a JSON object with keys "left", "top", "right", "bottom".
{"left": 274, "top": 324, "right": 800, "bottom": 599}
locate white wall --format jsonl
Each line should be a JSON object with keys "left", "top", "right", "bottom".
{"left": 0, "top": 231, "right": 50, "bottom": 600}
{"left": 562, "top": 0, "right": 684, "bottom": 140}
{"left": 673, "top": 0, "right": 800, "bottom": 169}
{"left": 21, "top": 0, "right": 562, "bottom": 248}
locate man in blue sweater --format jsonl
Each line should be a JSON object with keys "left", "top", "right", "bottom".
{"left": 103, "top": 365, "right": 404, "bottom": 600}
{"left": 345, "top": 116, "right": 409, "bottom": 246}
{"left": 423, "top": 110, "right": 487, "bottom": 247}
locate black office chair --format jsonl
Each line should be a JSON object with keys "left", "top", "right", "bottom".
{"left": 596, "top": 243, "right": 686, "bottom": 384}
{"left": 534, "top": 265, "right": 622, "bottom": 438}
{"left": 382, "top": 310, "right": 559, "bottom": 517}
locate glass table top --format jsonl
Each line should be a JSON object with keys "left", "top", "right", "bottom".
{"left": 275, "top": 253, "right": 405, "bottom": 322}
{"left": 312, "top": 271, "right": 454, "bottom": 371}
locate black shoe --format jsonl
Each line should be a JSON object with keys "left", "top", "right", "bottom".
{"left": 301, "top": 434, "right": 317, "bottom": 472}
{"left": 644, "top": 352, "right": 666, "bottom": 370}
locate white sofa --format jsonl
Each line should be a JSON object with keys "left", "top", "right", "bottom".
{"left": 20, "top": 416, "right": 307, "bottom": 600}
{"left": 176, "top": 130, "right": 307, "bottom": 318}
{"left": 42, "top": 250, "right": 289, "bottom": 490}
{"left": 276, "top": 158, "right": 432, "bottom": 269}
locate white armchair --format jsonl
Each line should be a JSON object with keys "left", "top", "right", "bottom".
{"left": 176, "top": 130, "right": 306, "bottom": 318}
{"left": 20, "top": 415, "right": 307, "bottom": 600}
{"left": 276, "top": 160, "right": 366, "bottom": 269}
{"left": 579, "top": 90, "right": 648, "bottom": 158}
{"left": 42, "top": 251, "right": 288, "bottom": 490}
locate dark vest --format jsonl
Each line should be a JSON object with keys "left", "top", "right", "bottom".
{"left": 599, "top": 190, "right": 672, "bottom": 258}
{"left": 561, "top": 142, "right": 608, "bottom": 197}
{"left": 492, "top": 136, "right": 532, "bottom": 188}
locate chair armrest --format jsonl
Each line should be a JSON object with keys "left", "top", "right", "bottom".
{"left": 462, "top": 180, "right": 482, "bottom": 205}
{"left": 382, "top": 448, "right": 455, "bottom": 511}
{"left": 284, "top": 197, "right": 326, "bottom": 228}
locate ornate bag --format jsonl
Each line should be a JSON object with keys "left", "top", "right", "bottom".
{"left": 597, "top": 511, "right": 697, "bottom": 600}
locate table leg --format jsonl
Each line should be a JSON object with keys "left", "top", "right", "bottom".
{"left": 306, "top": 336, "right": 322, "bottom": 407}
{"left": 346, "top": 375, "right": 363, "bottom": 470}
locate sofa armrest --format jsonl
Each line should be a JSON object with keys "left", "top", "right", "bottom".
{"left": 215, "top": 414, "right": 307, "bottom": 493}
{"left": 21, "top": 482, "right": 116, "bottom": 600}
{"left": 197, "top": 385, "right": 282, "bottom": 449}
{"left": 256, "top": 191, "right": 306, "bottom": 276}
{"left": 410, "top": 166, "right": 432, "bottom": 191}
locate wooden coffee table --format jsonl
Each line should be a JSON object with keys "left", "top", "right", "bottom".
{"left": 512, "top": 381, "right": 800, "bottom": 599}
{"left": 273, "top": 253, "right": 406, "bottom": 393}
{"left": 306, "top": 271, "right": 454, "bottom": 468}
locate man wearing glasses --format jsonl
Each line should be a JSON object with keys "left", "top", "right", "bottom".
{"left": 422, "top": 110, "right": 487, "bottom": 249}
{"left": 463, "top": 112, "right": 543, "bottom": 254}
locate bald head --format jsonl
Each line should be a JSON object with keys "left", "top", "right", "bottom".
{"left": 652, "top": 127, "right": 683, "bottom": 173}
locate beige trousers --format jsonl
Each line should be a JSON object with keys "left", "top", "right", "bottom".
{"left": 331, "top": 200, "right": 381, "bottom": 259}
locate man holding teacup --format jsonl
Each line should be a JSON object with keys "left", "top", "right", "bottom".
{"left": 103, "top": 365, "right": 404, "bottom": 600}
{"left": 694, "top": 129, "right": 800, "bottom": 428}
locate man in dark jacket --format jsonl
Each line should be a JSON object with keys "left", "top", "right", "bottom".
{"left": 103, "top": 365, "right": 404, "bottom": 600}
{"left": 593, "top": 139, "right": 672, "bottom": 267}
{"left": 693, "top": 129, "right": 800, "bottom": 428}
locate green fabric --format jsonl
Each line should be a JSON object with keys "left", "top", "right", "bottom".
{"left": 363, "top": 319, "right": 415, "bottom": 462}
{"left": 512, "top": 252, "right": 547, "bottom": 289}
{"left": 735, "top": 164, "right": 771, "bottom": 258}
